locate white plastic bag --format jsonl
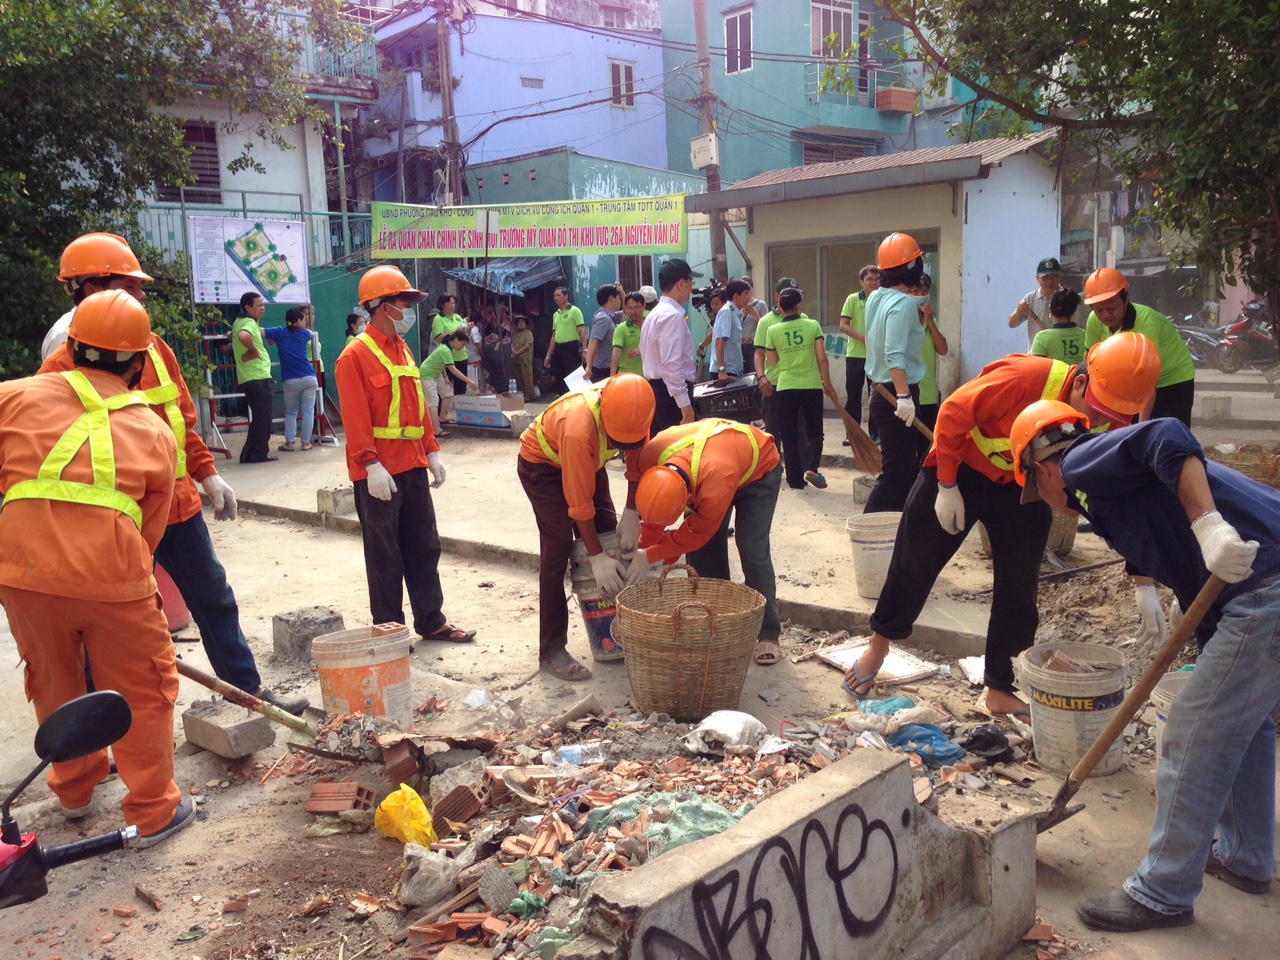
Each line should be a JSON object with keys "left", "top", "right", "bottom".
{"left": 683, "top": 710, "right": 768, "bottom": 756}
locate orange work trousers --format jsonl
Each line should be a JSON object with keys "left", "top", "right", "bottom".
{"left": 0, "top": 586, "right": 182, "bottom": 835}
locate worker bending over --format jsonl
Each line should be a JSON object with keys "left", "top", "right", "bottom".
{"left": 0, "top": 291, "right": 193, "bottom": 847}
{"left": 335, "top": 266, "right": 474, "bottom": 645}
{"left": 844, "top": 333, "right": 1161, "bottom": 718}
{"left": 517, "top": 374, "right": 656, "bottom": 681}
{"left": 635, "top": 419, "right": 783, "bottom": 666}
{"left": 41, "top": 233, "right": 307, "bottom": 714}
{"left": 1008, "top": 401, "right": 1277, "bottom": 931}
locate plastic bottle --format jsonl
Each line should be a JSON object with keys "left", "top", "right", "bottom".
{"left": 543, "top": 742, "right": 606, "bottom": 766}
{"left": 508, "top": 378, "right": 518, "bottom": 396}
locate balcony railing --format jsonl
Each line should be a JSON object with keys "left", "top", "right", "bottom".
{"left": 278, "top": 10, "right": 378, "bottom": 82}
{"left": 805, "top": 61, "right": 902, "bottom": 107}
{"left": 139, "top": 203, "right": 373, "bottom": 266}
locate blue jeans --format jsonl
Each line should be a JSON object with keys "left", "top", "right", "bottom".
{"left": 685, "top": 465, "right": 782, "bottom": 642}
{"left": 1124, "top": 573, "right": 1280, "bottom": 913}
{"left": 282, "top": 376, "right": 318, "bottom": 444}
{"left": 153, "top": 511, "right": 261, "bottom": 693}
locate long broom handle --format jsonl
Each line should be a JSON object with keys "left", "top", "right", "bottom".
{"left": 875, "top": 383, "right": 934, "bottom": 443}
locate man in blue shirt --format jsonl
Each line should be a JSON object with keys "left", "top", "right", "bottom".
{"left": 1012, "top": 404, "right": 1279, "bottom": 932}
{"left": 710, "top": 278, "right": 753, "bottom": 382}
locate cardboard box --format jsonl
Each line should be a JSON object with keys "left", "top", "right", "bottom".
{"left": 454, "top": 394, "right": 507, "bottom": 428}
{"left": 499, "top": 394, "right": 525, "bottom": 414}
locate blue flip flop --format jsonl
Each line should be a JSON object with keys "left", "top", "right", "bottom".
{"left": 842, "top": 664, "right": 879, "bottom": 700}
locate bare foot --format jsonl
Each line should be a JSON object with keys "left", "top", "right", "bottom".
{"left": 985, "top": 689, "right": 1029, "bottom": 720}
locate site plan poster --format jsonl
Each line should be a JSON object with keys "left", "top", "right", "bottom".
{"left": 371, "top": 194, "right": 687, "bottom": 259}
{"left": 187, "top": 216, "right": 311, "bottom": 304}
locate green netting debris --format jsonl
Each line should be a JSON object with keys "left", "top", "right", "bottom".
{"left": 580, "top": 791, "right": 754, "bottom": 857}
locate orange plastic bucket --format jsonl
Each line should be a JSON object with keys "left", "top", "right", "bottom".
{"left": 311, "top": 625, "right": 414, "bottom": 729}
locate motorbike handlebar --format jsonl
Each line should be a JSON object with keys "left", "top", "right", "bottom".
{"left": 41, "top": 827, "right": 137, "bottom": 871}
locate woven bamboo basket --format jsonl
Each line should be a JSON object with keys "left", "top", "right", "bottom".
{"left": 1204, "top": 443, "right": 1280, "bottom": 489}
{"left": 614, "top": 565, "right": 765, "bottom": 723}
{"left": 978, "top": 510, "right": 1078, "bottom": 558}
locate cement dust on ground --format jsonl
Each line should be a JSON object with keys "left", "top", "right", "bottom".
{"left": 1, "top": 512, "right": 1276, "bottom": 960}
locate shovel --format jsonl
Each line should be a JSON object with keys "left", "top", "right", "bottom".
{"left": 173, "top": 659, "right": 369, "bottom": 762}
{"left": 1035, "top": 573, "right": 1226, "bottom": 833}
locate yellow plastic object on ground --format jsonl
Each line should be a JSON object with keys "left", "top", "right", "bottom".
{"left": 374, "top": 783, "right": 438, "bottom": 846}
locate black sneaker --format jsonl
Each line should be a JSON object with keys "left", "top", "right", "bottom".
{"left": 1075, "top": 889, "right": 1193, "bottom": 932}
{"left": 259, "top": 687, "right": 310, "bottom": 716}
{"left": 132, "top": 795, "right": 197, "bottom": 850}
{"left": 1206, "top": 849, "right": 1273, "bottom": 895}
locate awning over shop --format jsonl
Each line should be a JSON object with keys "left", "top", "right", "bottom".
{"left": 441, "top": 256, "right": 565, "bottom": 296}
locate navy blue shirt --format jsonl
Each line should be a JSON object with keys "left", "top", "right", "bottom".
{"left": 265, "top": 325, "right": 317, "bottom": 382}
{"left": 1060, "top": 419, "right": 1280, "bottom": 646}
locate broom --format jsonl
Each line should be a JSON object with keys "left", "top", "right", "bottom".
{"left": 824, "top": 386, "right": 882, "bottom": 474}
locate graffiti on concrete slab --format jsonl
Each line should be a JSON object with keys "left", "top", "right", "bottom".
{"left": 640, "top": 802, "right": 900, "bottom": 960}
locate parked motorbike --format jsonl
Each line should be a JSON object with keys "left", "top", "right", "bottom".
{"left": 1173, "top": 319, "right": 1225, "bottom": 366}
{"left": 1214, "top": 309, "right": 1278, "bottom": 374}
{"left": 1, "top": 692, "right": 137, "bottom": 908}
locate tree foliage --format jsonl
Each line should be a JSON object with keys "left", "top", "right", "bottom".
{"left": 0, "top": 0, "right": 359, "bottom": 377}
{"left": 826, "top": 1, "right": 1280, "bottom": 307}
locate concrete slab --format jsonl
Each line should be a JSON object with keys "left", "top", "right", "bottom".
{"left": 272, "top": 605, "right": 346, "bottom": 660}
{"left": 558, "top": 752, "right": 1036, "bottom": 960}
{"left": 181, "top": 699, "right": 276, "bottom": 759}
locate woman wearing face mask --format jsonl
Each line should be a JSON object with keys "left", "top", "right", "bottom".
{"left": 264, "top": 306, "right": 319, "bottom": 451}
{"left": 345, "top": 313, "right": 365, "bottom": 346}
{"left": 863, "top": 233, "right": 929, "bottom": 514}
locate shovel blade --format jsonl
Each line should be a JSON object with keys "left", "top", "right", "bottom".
{"left": 1035, "top": 802, "right": 1085, "bottom": 834}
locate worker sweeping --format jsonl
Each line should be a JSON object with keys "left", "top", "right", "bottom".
{"left": 40, "top": 232, "right": 307, "bottom": 715}
{"left": 335, "top": 265, "right": 475, "bottom": 645}
{"left": 517, "top": 373, "right": 656, "bottom": 682}
{"left": 1008, "top": 401, "right": 1278, "bottom": 931}
{"left": 634, "top": 418, "right": 783, "bottom": 666}
{"left": 0, "top": 290, "right": 194, "bottom": 847}
{"left": 843, "top": 332, "right": 1162, "bottom": 719}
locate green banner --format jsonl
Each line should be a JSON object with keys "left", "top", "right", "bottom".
{"left": 371, "top": 194, "right": 687, "bottom": 259}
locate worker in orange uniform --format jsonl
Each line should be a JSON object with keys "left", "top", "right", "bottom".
{"left": 40, "top": 233, "right": 307, "bottom": 714}
{"left": 634, "top": 418, "right": 784, "bottom": 665}
{"left": 844, "top": 333, "right": 1162, "bottom": 718}
{"left": 517, "top": 373, "right": 656, "bottom": 681}
{"left": 0, "top": 290, "right": 194, "bottom": 847}
{"left": 335, "top": 266, "right": 474, "bottom": 644}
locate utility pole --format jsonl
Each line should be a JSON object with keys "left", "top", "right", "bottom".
{"left": 433, "top": 0, "right": 463, "bottom": 205}
{"left": 694, "top": 0, "right": 727, "bottom": 284}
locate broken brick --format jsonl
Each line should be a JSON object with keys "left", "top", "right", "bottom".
{"left": 306, "top": 781, "right": 375, "bottom": 814}
{"left": 381, "top": 741, "right": 421, "bottom": 782}
{"left": 433, "top": 784, "right": 484, "bottom": 825}
{"left": 111, "top": 906, "right": 137, "bottom": 918}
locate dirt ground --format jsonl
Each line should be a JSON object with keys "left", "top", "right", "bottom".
{"left": 0, "top": 509, "right": 1276, "bottom": 960}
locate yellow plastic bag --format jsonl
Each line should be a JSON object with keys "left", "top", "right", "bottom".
{"left": 374, "top": 783, "right": 437, "bottom": 846}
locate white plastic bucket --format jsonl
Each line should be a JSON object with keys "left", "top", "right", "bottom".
{"left": 1014, "top": 642, "right": 1129, "bottom": 777}
{"left": 1150, "top": 671, "right": 1192, "bottom": 757}
{"left": 846, "top": 512, "right": 901, "bottom": 600}
{"left": 568, "top": 532, "right": 625, "bottom": 661}
{"left": 311, "top": 625, "right": 414, "bottom": 729}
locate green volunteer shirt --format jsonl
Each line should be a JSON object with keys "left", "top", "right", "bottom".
{"left": 432, "top": 313, "right": 467, "bottom": 362}
{"left": 918, "top": 330, "right": 938, "bottom": 406}
{"left": 612, "top": 319, "right": 644, "bottom": 375}
{"left": 765, "top": 316, "right": 825, "bottom": 391}
{"left": 1084, "top": 302, "right": 1195, "bottom": 388}
{"left": 420, "top": 342, "right": 455, "bottom": 382}
{"left": 552, "top": 305, "right": 585, "bottom": 344}
{"left": 231, "top": 316, "right": 272, "bottom": 383}
{"left": 1030, "top": 322, "right": 1087, "bottom": 364}
{"left": 840, "top": 292, "right": 868, "bottom": 359}
{"left": 755, "top": 309, "right": 811, "bottom": 383}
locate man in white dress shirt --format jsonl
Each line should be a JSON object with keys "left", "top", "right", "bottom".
{"left": 640, "top": 258, "right": 697, "bottom": 432}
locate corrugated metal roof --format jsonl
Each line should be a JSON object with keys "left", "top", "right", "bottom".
{"left": 729, "top": 131, "right": 1055, "bottom": 192}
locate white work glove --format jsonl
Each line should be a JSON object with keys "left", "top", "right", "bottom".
{"left": 1167, "top": 598, "right": 1183, "bottom": 635}
{"left": 617, "top": 508, "right": 641, "bottom": 552}
{"left": 1133, "top": 583, "right": 1168, "bottom": 654}
{"left": 934, "top": 483, "right": 965, "bottom": 535}
{"left": 427, "top": 451, "right": 446, "bottom": 488}
{"left": 1191, "top": 510, "right": 1258, "bottom": 583}
{"left": 365, "top": 460, "right": 397, "bottom": 501}
{"left": 623, "top": 549, "right": 654, "bottom": 586}
{"left": 200, "top": 474, "right": 238, "bottom": 521}
{"left": 589, "top": 551, "right": 626, "bottom": 599}
{"left": 894, "top": 394, "right": 916, "bottom": 427}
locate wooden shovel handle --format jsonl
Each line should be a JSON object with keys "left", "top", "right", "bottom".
{"left": 875, "top": 383, "right": 934, "bottom": 443}
{"left": 174, "top": 658, "right": 315, "bottom": 735}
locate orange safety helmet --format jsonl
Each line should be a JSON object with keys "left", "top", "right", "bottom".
{"left": 635, "top": 465, "right": 689, "bottom": 528}
{"left": 57, "top": 233, "right": 153, "bottom": 283}
{"left": 599, "top": 373, "right": 656, "bottom": 446}
{"left": 359, "top": 265, "right": 427, "bottom": 306}
{"left": 1010, "top": 399, "right": 1090, "bottom": 489}
{"left": 67, "top": 289, "right": 153, "bottom": 355}
{"left": 877, "top": 232, "right": 923, "bottom": 270}
{"left": 1083, "top": 267, "right": 1129, "bottom": 305}
{"left": 1083, "top": 331, "right": 1161, "bottom": 426}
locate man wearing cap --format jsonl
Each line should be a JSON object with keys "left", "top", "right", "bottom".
{"left": 1083, "top": 267, "right": 1196, "bottom": 425}
{"left": 1009, "top": 257, "right": 1062, "bottom": 349}
{"left": 641, "top": 259, "right": 698, "bottom": 432}
{"left": 336, "top": 265, "right": 474, "bottom": 645}
{"left": 1008, "top": 402, "right": 1279, "bottom": 931}
{"left": 842, "top": 333, "right": 1162, "bottom": 718}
